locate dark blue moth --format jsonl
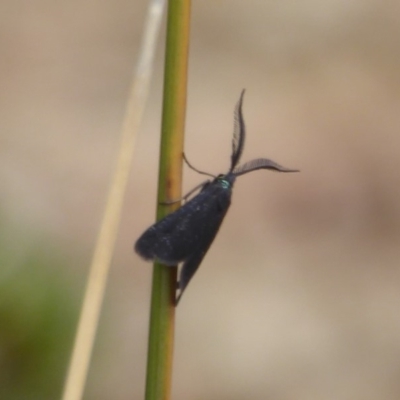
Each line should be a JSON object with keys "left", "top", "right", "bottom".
{"left": 135, "top": 90, "right": 298, "bottom": 304}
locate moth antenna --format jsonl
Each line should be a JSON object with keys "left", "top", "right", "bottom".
{"left": 230, "top": 89, "right": 246, "bottom": 172}
{"left": 183, "top": 153, "right": 216, "bottom": 178}
{"left": 233, "top": 158, "right": 299, "bottom": 176}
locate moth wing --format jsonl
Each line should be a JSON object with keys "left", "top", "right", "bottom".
{"left": 175, "top": 250, "right": 206, "bottom": 305}
{"left": 135, "top": 200, "right": 202, "bottom": 265}
{"left": 175, "top": 185, "right": 232, "bottom": 303}
{"left": 135, "top": 185, "right": 231, "bottom": 265}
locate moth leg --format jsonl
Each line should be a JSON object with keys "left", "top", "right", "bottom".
{"left": 160, "top": 180, "right": 210, "bottom": 205}
{"left": 183, "top": 153, "right": 216, "bottom": 178}
{"left": 160, "top": 198, "right": 180, "bottom": 205}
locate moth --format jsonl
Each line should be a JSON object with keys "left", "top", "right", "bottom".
{"left": 135, "top": 90, "right": 298, "bottom": 304}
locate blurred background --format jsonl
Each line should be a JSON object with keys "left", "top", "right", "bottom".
{"left": 2, "top": 1, "right": 400, "bottom": 399}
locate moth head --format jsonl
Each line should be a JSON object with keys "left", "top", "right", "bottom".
{"left": 216, "top": 173, "right": 236, "bottom": 189}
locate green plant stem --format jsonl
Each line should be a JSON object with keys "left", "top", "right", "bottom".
{"left": 145, "top": 1, "right": 191, "bottom": 400}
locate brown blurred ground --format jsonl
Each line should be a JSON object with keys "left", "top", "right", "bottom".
{"left": 1, "top": 1, "right": 400, "bottom": 399}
